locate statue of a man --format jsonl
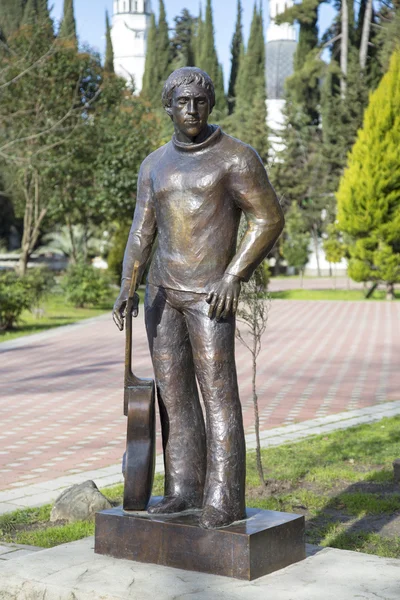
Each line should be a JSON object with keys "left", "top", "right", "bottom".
{"left": 113, "top": 67, "right": 284, "bottom": 529}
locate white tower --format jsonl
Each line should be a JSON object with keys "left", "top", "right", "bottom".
{"left": 111, "top": 0, "right": 152, "bottom": 92}
{"left": 265, "top": 0, "right": 297, "bottom": 158}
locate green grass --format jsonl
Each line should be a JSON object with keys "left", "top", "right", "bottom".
{"left": 0, "top": 289, "right": 146, "bottom": 343}
{"left": 269, "top": 289, "right": 400, "bottom": 301}
{"left": 0, "top": 295, "right": 113, "bottom": 343}
{"left": 310, "top": 523, "right": 400, "bottom": 559}
{"left": 1, "top": 418, "right": 399, "bottom": 556}
{"left": 0, "top": 475, "right": 165, "bottom": 547}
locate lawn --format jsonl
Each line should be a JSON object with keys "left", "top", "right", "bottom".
{"left": 269, "top": 289, "right": 400, "bottom": 301}
{"left": 0, "top": 289, "right": 146, "bottom": 343}
{"left": 1, "top": 416, "right": 399, "bottom": 558}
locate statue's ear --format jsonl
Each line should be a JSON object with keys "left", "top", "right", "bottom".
{"left": 164, "top": 106, "right": 173, "bottom": 118}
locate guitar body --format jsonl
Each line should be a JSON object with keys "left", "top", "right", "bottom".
{"left": 122, "top": 262, "right": 157, "bottom": 511}
{"left": 123, "top": 379, "right": 156, "bottom": 511}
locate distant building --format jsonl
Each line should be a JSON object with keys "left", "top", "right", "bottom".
{"left": 265, "top": 0, "right": 298, "bottom": 158}
{"left": 111, "top": 0, "right": 152, "bottom": 92}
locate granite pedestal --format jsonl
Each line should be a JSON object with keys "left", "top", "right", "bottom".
{"left": 95, "top": 498, "right": 305, "bottom": 580}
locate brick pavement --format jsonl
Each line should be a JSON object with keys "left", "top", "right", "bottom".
{"left": 1, "top": 300, "right": 399, "bottom": 492}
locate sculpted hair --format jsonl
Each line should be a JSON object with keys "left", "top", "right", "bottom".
{"left": 162, "top": 67, "right": 215, "bottom": 111}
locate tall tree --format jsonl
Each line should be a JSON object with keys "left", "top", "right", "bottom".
{"left": 21, "top": 0, "right": 37, "bottom": 27}
{"left": 156, "top": 0, "right": 171, "bottom": 90}
{"left": 36, "top": 0, "right": 52, "bottom": 30}
{"left": 193, "top": 5, "right": 204, "bottom": 66}
{"left": 228, "top": 0, "right": 243, "bottom": 114}
{"left": 281, "top": 202, "right": 311, "bottom": 286}
{"left": 141, "top": 12, "right": 157, "bottom": 99}
{"left": 276, "top": 0, "right": 322, "bottom": 124}
{"left": 170, "top": 9, "right": 196, "bottom": 70}
{"left": 337, "top": 50, "right": 400, "bottom": 299}
{"left": 198, "top": 0, "right": 226, "bottom": 117}
{"left": 0, "top": 0, "right": 25, "bottom": 39}
{"left": 59, "top": 0, "right": 77, "bottom": 47}
{"left": 225, "top": 5, "right": 268, "bottom": 161}
{"left": 104, "top": 10, "right": 114, "bottom": 74}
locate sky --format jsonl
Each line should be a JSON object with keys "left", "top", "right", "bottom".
{"left": 50, "top": 1, "right": 336, "bottom": 88}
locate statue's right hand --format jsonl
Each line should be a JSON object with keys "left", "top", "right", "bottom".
{"left": 112, "top": 288, "right": 139, "bottom": 331}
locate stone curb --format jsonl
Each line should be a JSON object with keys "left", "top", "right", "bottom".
{"left": 0, "top": 399, "right": 399, "bottom": 516}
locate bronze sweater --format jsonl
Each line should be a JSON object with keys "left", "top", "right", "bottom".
{"left": 122, "top": 126, "right": 284, "bottom": 293}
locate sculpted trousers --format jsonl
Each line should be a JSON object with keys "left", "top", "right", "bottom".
{"left": 145, "top": 284, "right": 246, "bottom": 520}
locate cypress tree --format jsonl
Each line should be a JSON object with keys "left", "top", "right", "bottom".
{"left": 226, "top": 5, "right": 268, "bottom": 161}
{"left": 198, "top": 0, "right": 226, "bottom": 117}
{"left": 59, "top": 0, "right": 77, "bottom": 47}
{"left": 337, "top": 49, "right": 400, "bottom": 298}
{"left": 0, "top": 0, "right": 25, "bottom": 39}
{"left": 156, "top": 0, "right": 171, "bottom": 90}
{"left": 141, "top": 12, "right": 158, "bottom": 101}
{"left": 36, "top": 0, "right": 52, "bottom": 29}
{"left": 193, "top": 5, "right": 204, "bottom": 67}
{"left": 104, "top": 11, "right": 114, "bottom": 74}
{"left": 21, "top": 0, "right": 37, "bottom": 27}
{"left": 228, "top": 0, "right": 243, "bottom": 114}
{"left": 170, "top": 9, "right": 196, "bottom": 70}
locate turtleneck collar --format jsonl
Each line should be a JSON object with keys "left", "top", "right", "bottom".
{"left": 172, "top": 125, "right": 222, "bottom": 153}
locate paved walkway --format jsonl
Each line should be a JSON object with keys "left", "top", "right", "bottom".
{"left": 1, "top": 300, "right": 399, "bottom": 494}
{"left": 1, "top": 399, "right": 399, "bottom": 515}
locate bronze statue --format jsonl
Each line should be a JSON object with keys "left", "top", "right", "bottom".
{"left": 113, "top": 67, "right": 284, "bottom": 529}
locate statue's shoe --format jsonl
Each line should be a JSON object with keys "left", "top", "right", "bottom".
{"left": 199, "top": 505, "right": 239, "bottom": 529}
{"left": 147, "top": 495, "right": 200, "bottom": 514}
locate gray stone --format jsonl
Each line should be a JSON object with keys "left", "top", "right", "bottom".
{"left": 393, "top": 459, "right": 400, "bottom": 484}
{"left": 50, "top": 480, "right": 112, "bottom": 523}
{"left": 0, "top": 537, "right": 399, "bottom": 599}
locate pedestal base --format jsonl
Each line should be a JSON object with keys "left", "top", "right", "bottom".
{"left": 95, "top": 498, "right": 305, "bottom": 580}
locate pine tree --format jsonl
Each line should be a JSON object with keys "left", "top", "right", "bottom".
{"left": 228, "top": 0, "right": 243, "bottom": 114}
{"left": 59, "top": 0, "right": 77, "bottom": 47}
{"left": 104, "top": 11, "right": 114, "bottom": 74}
{"left": 0, "top": 0, "right": 25, "bottom": 39}
{"left": 276, "top": 0, "right": 322, "bottom": 124}
{"left": 337, "top": 50, "right": 400, "bottom": 298}
{"left": 225, "top": 5, "right": 268, "bottom": 161}
{"left": 170, "top": 9, "right": 196, "bottom": 70}
{"left": 198, "top": 0, "right": 226, "bottom": 117}
{"left": 141, "top": 12, "right": 157, "bottom": 100}
{"left": 281, "top": 202, "right": 311, "bottom": 286}
{"left": 21, "top": 0, "right": 37, "bottom": 27}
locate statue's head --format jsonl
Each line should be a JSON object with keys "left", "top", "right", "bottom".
{"left": 162, "top": 67, "right": 215, "bottom": 139}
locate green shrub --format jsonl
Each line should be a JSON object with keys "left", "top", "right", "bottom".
{"left": 107, "top": 223, "right": 131, "bottom": 284}
{"left": 61, "top": 263, "right": 111, "bottom": 308}
{"left": 0, "top": 271, "right": 31, "bottom": 330}
{"left": 24, "top": 268, "right": 56, "bottom": 310}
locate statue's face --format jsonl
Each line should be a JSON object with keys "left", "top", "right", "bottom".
{"left": 170, "top": 83, "right": 211, "bottom": 138}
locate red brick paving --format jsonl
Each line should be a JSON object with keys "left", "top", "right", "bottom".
{"left": 0, "top": 300, "right": 399, "bottom": 491}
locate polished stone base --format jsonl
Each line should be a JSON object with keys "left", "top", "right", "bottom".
{"left": 94, "top": 498, "right": 306, "bottom": 580}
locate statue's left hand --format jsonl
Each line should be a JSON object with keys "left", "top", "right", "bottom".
{"left": 206, "top": 274, "right": 241, "bottom": 320}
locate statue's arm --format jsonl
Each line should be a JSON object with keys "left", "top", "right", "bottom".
{"left": 226, "top": 148, "right": 284, "bottom": 282}
{"left": 113, "top": 159, "right": 156, "bottom": 330}
{"left": 206, "top": 148, "right": 284, "bottom": 320}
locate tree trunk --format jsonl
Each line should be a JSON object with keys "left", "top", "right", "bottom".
{"left": 300, "top": 269, "right": 304, "bottom": 289}
{"left": 386, "top": 282, "right": 395, "bottom": 301}
{"left": 18, "top": 169, "right": 47, "bottom": 276}
{"left": 312, "top": 226, "right": 321, "bottom": 277}
{"left": 341, "top": 0, "right": 349, "bottom": 98}
{"left": 359, "top": 0, "right": 373, "bottom": 71}
{"left": 252, "top": 308, "right": 265, "bottom": 486}
{"left": 365, "top": 282, "right": 378, "bottom": 298}
{"left": 66, "top": 216, "right": 78, "bottom": 264}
